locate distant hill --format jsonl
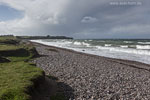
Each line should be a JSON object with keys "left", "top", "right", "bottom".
{"left": 16, "top": 35, "right": 73, "bottom": 39}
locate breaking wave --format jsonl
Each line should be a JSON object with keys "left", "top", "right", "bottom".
{"left": 31, "top": 39, "right": 150, "bottom": 64}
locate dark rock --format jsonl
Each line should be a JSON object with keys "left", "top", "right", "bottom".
{"left": 0, "top": 56, "right": 10, "bottom": 63}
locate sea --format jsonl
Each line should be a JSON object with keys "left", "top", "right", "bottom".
{"left": 31, "top": 39, "right": 150, "bottom": 64}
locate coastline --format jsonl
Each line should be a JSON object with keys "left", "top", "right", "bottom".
{"left": 31, "top": 41, "right": 150, "bottom": 99}
{"left": 31, "top": 41, "right": 150, "bottom": 71}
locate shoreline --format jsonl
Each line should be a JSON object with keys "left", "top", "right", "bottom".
{"left": 30, "top": 39, "right": 150, "bottom": 65}
{"left": 31, "top": 41, "right": 150, "bottom": 71}
{"left": 31, "top": 41, "right": 150, "bottom": 99}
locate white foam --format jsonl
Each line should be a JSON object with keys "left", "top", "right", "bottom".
{"left": 31, "top": 40, "right": 72, "bottom": 48}
{"left": 31, "top": 39, "right": 150, "bottom": 64}
{"left": 136, "top": 45, "right": 150, "bottom": 50}
{"left": 138, "top": 42, "right": 150, "bottom": 44}
{"left": 123, "top": 41, "right": 133, "bottom": 43}
{"left": 105, "top": 44, "right": 111, "bottom": 47}
{"left": 96, "top": 46, "right": 150, "bottom": 56}
{"left": 82, "top": 42, "right": 90, "bottom": 47}
{"left": 74, "top": 41, "right": 82, "bottom": 45}
{"left": 88, "top": 40, "right": 93, "bottom": 41}
{"left": 120, "top": 45, "right": 128, "bottom": 48}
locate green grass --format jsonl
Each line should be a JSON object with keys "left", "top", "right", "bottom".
{"left": 0, "top": 45, "right": 23, "bottom": 51}
{"left": 0, "top": 43, "right": 38, "bottom": 62}
{"left": 0, "top": 62, "right": 43, "bottom": 100}
{"left": 0, "top": 36, "right": 19, "bottom": 45}
{"left": 0, "top": 36, "right": 16, "bottom": 41}
{"left": 0, "top": 37, "right": 44, "bottom": 100}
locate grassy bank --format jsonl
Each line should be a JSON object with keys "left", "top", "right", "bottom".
{"left": 0, "top": 36, "right": 44, "bottom": 100}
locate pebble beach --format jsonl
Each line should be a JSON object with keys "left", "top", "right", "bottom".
{"left": 32, "top": 42, "right": 150, "bottom": 100}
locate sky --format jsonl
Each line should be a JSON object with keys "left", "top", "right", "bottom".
{"left": 0, "top": 0, "right": 149, "bottom": 39}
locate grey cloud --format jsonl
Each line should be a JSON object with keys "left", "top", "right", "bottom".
{"left": 0, "top": 0, "right": 150, "bottom": 38}
{"left": 81, "top": 16, "right": 98, "bottom": 23}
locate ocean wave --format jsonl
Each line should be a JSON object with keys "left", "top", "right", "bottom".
{"left": 97, "top": 41, "right": 105, "bottom": 42}
{"left": 31, "top": 40, "right": 72, "bottom": 48}
{"left": 96, "top": 46, "right": 150, "bottom": 55}
{"left": 120, "top": 45, "right": 128, "bottom": 48}
{"left": 138, "top": 42, "right": 150, "bottom": 44}
{"left": 74, "top": 41, "right": 82, "bottom": 45}
{"left": 104, "top": 44, "right": 111, "bottom": 47}
{"left": 123, "top": 41, "right": 133, "bottom": 43}
{"left": 88, "top": 40, "right": 93, "bottom": 41}
{"left": 82, "top": 42, "right": 90, "bottom": 47}
{"left": 31, "top": 39, "right": 150, "bottom": 64}
{"left": 136, "top": 45, "right": 150, "bottom": 50}
{"left": 73, "top": 41, "right": 91, "bottom": 47}
{"left": 64, "top": 41, "right": 72, "bottom": 44}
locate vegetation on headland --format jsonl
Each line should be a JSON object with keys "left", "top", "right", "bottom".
{"left": 16, "top": 35, "right": 73, "bottom": 40}
{"left": 0, "top": 36, "right": 44, "bottom": 100}
{"left": 0, "top": 34, "right": 73, "bottom": 40}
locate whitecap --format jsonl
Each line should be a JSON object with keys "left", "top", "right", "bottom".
{"left": 138, "top": 42, "right": 150, "bottom": 44}
{"left": 123, "top": 41, "right": 133, "bottom": 43}
{"left": 104, "top": 44, "right": 112, "bottom": 47}
{"left": 74, "top": 41, "right": 82, "bottom": 45}
{"left": 136, "top": 45, "right": 150, "bottom": 50}
{"left": 120, "top": 45, "right": 128, "bottom": 48}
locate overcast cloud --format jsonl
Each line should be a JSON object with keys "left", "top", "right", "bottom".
{"left": 0, "top": 0, "right": 149, "bottom": 38}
